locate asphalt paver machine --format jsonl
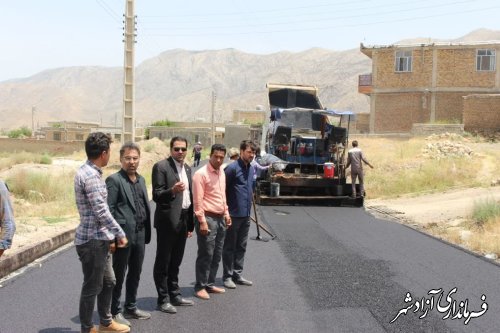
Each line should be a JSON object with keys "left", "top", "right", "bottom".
{"left": 255, "top": 83, "right": 363, "bottom": 207}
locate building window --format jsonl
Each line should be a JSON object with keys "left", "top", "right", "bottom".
{"left": 76, "top": 134, "right": 84, "bottom": 141}
{"left": 53, "top": 132, "right": 61, "bottom": 141}
{"left": 395, "top": 50, "right": 412, "bottom": 72}
{"left": 476, "top": 49, "right": 496, "bottom": 71}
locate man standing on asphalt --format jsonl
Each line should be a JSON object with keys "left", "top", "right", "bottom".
{"left": 0, "top": 179, "right": 16, "bottom": 259}
{"left": 74, "top": 132, "right": 130, "bottom": 333}
{"left": 345, "top": 140, "right": 374, "bottom": 198}
{"left": 106, "top": 142, "right": 152, "bottom": 327}
{"left": 192, "top": 144, "right": 231, "bottom": 300}
{"left": 152, "top": 136, "right": 195, "bottom": 314}
{"left": 222, "top": 140, "right": 256, "bottom": 289}
{"left": 192, "top": 141, "right": 203, "bottom": 167}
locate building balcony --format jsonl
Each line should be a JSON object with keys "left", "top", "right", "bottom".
{"left": 358, "top": 74, "right": 373, "bottom": 94}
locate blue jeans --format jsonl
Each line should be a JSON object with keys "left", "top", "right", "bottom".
{"left": 194, "top": 215, "right": 226, "bottom": 291}
{"left": 76, "top": 239, "right": 116, "bottom": 332}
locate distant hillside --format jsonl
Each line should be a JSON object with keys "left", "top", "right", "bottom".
{"left": 1, "top": 28, "right": 499, "bottom": 130}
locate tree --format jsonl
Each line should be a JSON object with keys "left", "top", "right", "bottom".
{"left": 150, "top": 119, "right": 173, "bottom": 127}
{"left": 8, "top": 126, "right": 32, "bottom": 138}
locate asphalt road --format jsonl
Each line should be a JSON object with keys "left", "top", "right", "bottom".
{"left": 1, "top": 203, "right": 500, "bottom": 332}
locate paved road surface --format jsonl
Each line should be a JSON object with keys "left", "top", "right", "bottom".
{"left": 1, "top": 203, "right": 499, "bottom": 332}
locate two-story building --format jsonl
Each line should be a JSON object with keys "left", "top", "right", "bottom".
{"left": 359, "top": 41, "right": 500, "bottom": 134}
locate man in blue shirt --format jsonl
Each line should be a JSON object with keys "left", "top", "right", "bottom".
{"left": 0, "top": 179, "right": 16, "bottom": 258}
{"left": 222, "top": 140, "right": 256, "bottom": 289}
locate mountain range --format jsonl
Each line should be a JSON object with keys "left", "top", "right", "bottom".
{"left": 1, "top": 29, "right": 499, "bottom": 131}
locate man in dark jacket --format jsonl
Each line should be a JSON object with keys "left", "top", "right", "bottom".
{"left": 222, "top": 140, "right": 256, "bottom": 289}
{"left": 106, "top": 142, "right": 152, "bottom": 327}
{"left": 152, "top": 136, "right": 195, "bottom": 314}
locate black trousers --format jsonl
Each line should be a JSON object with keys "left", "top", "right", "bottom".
{"left": 111, "top": 227, "right": 146, "bottom": 315}
{"left": 153, "top": 212, "right": 188, "bottom": 305}
{"left": 194, "top": 153, "right": 201, "bottom": 167}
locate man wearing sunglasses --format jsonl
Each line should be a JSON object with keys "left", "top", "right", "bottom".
{"left": 152, "top": 136, "right": 195, "bottom": 314}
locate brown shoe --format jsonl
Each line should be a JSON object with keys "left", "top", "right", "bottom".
{"left": 87, "top": 327, "right": 98, "bottom": 333}
{"left": 98, "top": 320, "right": 130, "bottom": 333}
{"left": 194, "top": 289, "right": 210, "bottom": 300}
{"left": 206, "top": 286, "right": 226, "bottom": 294}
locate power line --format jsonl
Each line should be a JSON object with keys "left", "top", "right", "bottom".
{"left": 139, "top": 0, "right": 478, "bottom": 32}
{"left": 140, "top": 0, "right": 371, "bottom": 18}
{"left": 140, "top": 5, "right": 500, "bottom": 38}
{"left": 95, "top": 0, "right": 122, "bottom": 23}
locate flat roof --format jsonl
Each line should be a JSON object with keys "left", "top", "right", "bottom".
{"left": 360, "top": 40, "right": 500, "bottom": 57}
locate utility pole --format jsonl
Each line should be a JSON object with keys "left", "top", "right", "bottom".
{"left": 31, "top": 105, "right": 36, "bottom": 137}
{"left": 211, "top": 91, "right": 216, "bottom": 146}
{"left": 122, "top": 0, "right": 136, "bottom": 143}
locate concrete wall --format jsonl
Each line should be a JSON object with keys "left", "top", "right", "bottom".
{"left": 411, "top": 123, "right": 464, "bottom": 136}
{"left": 463, "top": 94, "right": 500, "bottom": 133}
{"left": 0, "top": 138, "right": 83, "bottom": 154}
{"left": 148, "top": 127, "right": 223, "bottom": 147}
{"left": 43, "top": 128, "right": 90, "bottom": 142}
{"left": 232, "top": 110, "right": 266, "bottom": 124}
{"left": 224, "top": 124, "right": 251, "bottom": 151}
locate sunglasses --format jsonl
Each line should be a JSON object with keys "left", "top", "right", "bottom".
{"left": 173, "top": 147, "right": 187, "bottom": 152}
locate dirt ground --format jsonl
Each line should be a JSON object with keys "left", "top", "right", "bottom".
{"left": 1, "top": 137, "right": 499, "bottom": 261}
{"left": 366, "top": 187, "right": 500, "bottom": 227}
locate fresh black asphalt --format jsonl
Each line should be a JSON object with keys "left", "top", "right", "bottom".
{"left": 1, "top": 203, "right": 500, "bottom": 332}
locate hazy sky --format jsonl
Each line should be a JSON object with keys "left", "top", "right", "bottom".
{"left": 1, "top": 0, "right": 500, "bottom": 82}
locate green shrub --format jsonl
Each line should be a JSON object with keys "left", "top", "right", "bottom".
{"left": 471, "top": 199, "right": 500, "bottom": 227}
{"left": 8, "top": 126, "right": 32, "bottom": 138}
{"left": 150, "top": 119, "right": 172, "bottom": 127}
{"left": 39, "top": 154, "right": 53, "bottom": 165}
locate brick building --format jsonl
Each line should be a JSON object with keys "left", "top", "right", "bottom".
{"left": 42, "top": 121, "right": 99, "bottom": 142}
{"left": 359, "top": 41, "right": 500, "bottom": 133}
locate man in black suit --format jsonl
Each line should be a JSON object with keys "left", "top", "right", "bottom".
{"left": 152, "top": 136, "right": 195, "bottom": 314}
{"left": 106, "top": 142, "right": 152, "bottom": 327}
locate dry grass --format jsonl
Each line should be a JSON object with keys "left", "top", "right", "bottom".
{"left": 358, "top": 135, "right": 500, "bottom": 258}
{"left": 358, "top": 136, "right": 498, "bottom": 198}
{"left": 6, "top": 169, "right": 77, "bottom": 217}
{"left": 0, "top": 151, "right": 53, "bottom": 171}
{"left": 423, "top": 198, "right": 500, "bottom": 257}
